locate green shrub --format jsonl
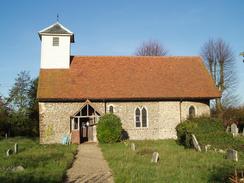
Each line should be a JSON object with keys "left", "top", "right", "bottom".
{"left": 97, "top": 113, "right": 122, "bottom": 143}
{"left": 176, "top": 117, "right": 224, "bottom": 148}
{"left": 176, "top": 120, "right": 197, "bottom": 148}
{"left": 176, "top": 117, "right": 244, "bottom": 151}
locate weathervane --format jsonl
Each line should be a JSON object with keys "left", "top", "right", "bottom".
{"left": 57, "top": 14, "right": 59, "bottom": 22}
{"left": 240, "top": 52, "right": 244, "bottom": 63}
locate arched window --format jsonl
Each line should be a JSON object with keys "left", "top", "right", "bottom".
{"left": 135, "top": 107, "right": 148, "bottom": 127}
{"left": 135, "top": 108, "right": 141, "bottom": 127}
{"left": 109, "top": 105, "right": 114, "bottom": 113}
{"left": 142, "top": 107, "right": 147, "bottom": 127}
{"left": 189, "top": 106, "right": 196, "bottom": 119}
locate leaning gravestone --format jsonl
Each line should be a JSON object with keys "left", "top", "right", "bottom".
{"left": 231, "top": 123, "right": 238, "bottom": 136}
{"left": 131, "top": 143, "right": 136, "bottom": 151}
{"left": 191, "top": 134, "right": 201, "bottom": 152}
{"left": 227, "top": 149, "right": 238, "bottom": 162}
{"left": 14, "top": 143, "right": 18, "bottom": 154}
{"left": 151, "top": 152, "right": 159, "bottom": 163}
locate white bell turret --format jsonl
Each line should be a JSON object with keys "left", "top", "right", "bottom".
{"left": 38, "top": 22, "right": 74, "bottom": 69}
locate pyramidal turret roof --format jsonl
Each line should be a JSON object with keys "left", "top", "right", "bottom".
{"left": 38, "top": 22, "right": 74, "bottom": 42}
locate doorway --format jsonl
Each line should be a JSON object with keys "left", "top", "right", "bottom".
{"left": 70, "top": 103, "right": 100, "bottom": 144}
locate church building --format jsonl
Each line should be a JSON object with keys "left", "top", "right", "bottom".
{"left": 37, "top": 22, "right": 220, "bottom": 144}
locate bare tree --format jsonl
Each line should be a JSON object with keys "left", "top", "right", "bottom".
{"left": 135, "top": 40, "right": 168, "bottom": 56}
{"left": 201, "top": 38, "right": 237, "bottom": 113}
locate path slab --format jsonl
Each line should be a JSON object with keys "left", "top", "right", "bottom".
{"left": 65, "top": 143, "right": 114, "bottom": 183}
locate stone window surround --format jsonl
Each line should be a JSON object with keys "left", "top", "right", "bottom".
{"left": 134, "top": 106, "right": 149, "bottom": 128}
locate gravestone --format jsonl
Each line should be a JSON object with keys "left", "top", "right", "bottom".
{"left": 242, "top": 129, "right": 244, "bottom": 136}
{"left": 131, "top": 143, "right": 136, "bottom": 151}
{"left": 6, "top": 149, "right": 12, "bottom": 157}
{"left": 124, "top": 141, "right": 128, "bottom": 147}
{"left": 5, "top": 133, "right": 8, "bottom": 139}
{"left": 227, "top": 149, "right": 238, "bottom": 162}
{"left": 12, "top": 165, "right": 24, "bottom": 172}
{"left": 204, "top": 144, "right": 211, "bottom": 152}
{"left": 226, "top": 126, "right": 230, "bottom": 133}
{"left": 151, "top": 152, "right": 159, "bottom": 163}
{"left": 218, "top": 149, "right": 225, "bottom": 154}
{"left": 14, "top": 143, "right": 18, "bottom": 154}
{"left": 192, "top": 134, "right": 201, "bottom": 152}
{"left": 231, "top": 123, "right": 238, "bottom": 136}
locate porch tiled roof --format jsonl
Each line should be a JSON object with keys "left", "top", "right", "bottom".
{"left": 37, "top": 56, "right": 221, "bottom": 101}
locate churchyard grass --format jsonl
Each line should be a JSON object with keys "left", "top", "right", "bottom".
{"left": 0, "top": 137, "right": 77, "bottom": 183}
{"left": 100, "top": 140, "right": 244, "bottom": 183}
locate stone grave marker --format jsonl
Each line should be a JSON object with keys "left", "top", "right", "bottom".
{"left": 5, "top": 133, "right": 8, "bottom": 139}
{"left": 12, "top": 165, "right": 24, "bottom": 172}
{"left": 131, "top": 143, "right": 136, "bottom": 151}
{"left": 204, "top": 144, "right": 211, "bottom": 152}
{"left": 192, "top": 134, "right": 201, "bottom": 152}
{"left": 231, "top": 123, "right": 238, "bottom": 136}
{"left": 242, "top": 129, "right": 244, "bottom": 136}
{"left": 226, "top": 126, "right": 230, "bottom": 133}
{"left": 218, "top": 149, "right": 225, "bottom": 154}
{"left": 227, "top": 149, "right": 238, "bottom": 162}
{"left": 14, "top": 143, "right": 18, "bottom": 154}
{"left": 6, "top": 149, "right": 12, "bottom": 157}
{"left": 151, "top": 152, "right": 159, "bottom": 163}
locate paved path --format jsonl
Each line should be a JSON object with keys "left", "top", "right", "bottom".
{"left": 65, "top": 143, "right": 114, "bottom": 183}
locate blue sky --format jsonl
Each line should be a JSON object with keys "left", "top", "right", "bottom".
{"left": 0, "top": 0, "right": 243, "bottom": 104}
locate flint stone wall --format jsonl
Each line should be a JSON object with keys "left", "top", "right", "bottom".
{"left": 39, "top": 100, "right": 210, "bottom": 144}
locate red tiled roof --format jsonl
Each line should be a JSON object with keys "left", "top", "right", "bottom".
{"left": 37, "top": 56, "right": 221, "bottom": 101}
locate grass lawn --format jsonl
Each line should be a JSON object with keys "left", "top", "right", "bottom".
{"left": 100, "top": 140, "right": 244, "bottom": 183}
{"left": 0, "top": 137, "right": 77, "bottom": 183}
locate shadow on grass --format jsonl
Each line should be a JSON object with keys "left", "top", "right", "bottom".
{"left": 208, "top": 165, "right": 234, "bottom": 183}
{"left": 120, "top": 129, "right": 129, "bottom": 141}
{"left": 0, "top": 174, "right": 61, "bottom": 183}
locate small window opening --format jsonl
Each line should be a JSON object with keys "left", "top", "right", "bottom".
{"left": 109, "top": 105, "right": 114, "bottom": 113}
{"left": 189, "top": 106, "right": 196, "bottom": 119}
{"left": 53, "top": 37, "right": 59, "bottom": 46}
{"left": 73, "top": 118, "right": 79, "bottom": 130}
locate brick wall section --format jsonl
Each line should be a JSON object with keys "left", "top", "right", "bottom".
{"left": 39, "top": 100, "right": 210, "bottom": 144}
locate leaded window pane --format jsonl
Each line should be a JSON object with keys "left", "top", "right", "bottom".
{"left": 135, "top": 108, "right": 141, "bottom": 127}
{"left": 142, "top": 108, "right": 147, "bottom": 127}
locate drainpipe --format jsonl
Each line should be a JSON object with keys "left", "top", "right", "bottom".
{"left": 179, "top": 99, "right": 183, "bottom": 122}
{"left": 104, "top": 99, "right": 107, "bottom": 114}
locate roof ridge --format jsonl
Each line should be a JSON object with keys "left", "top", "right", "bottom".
{"left": 71, "top": 55, "right": 201, "bottom": 59}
